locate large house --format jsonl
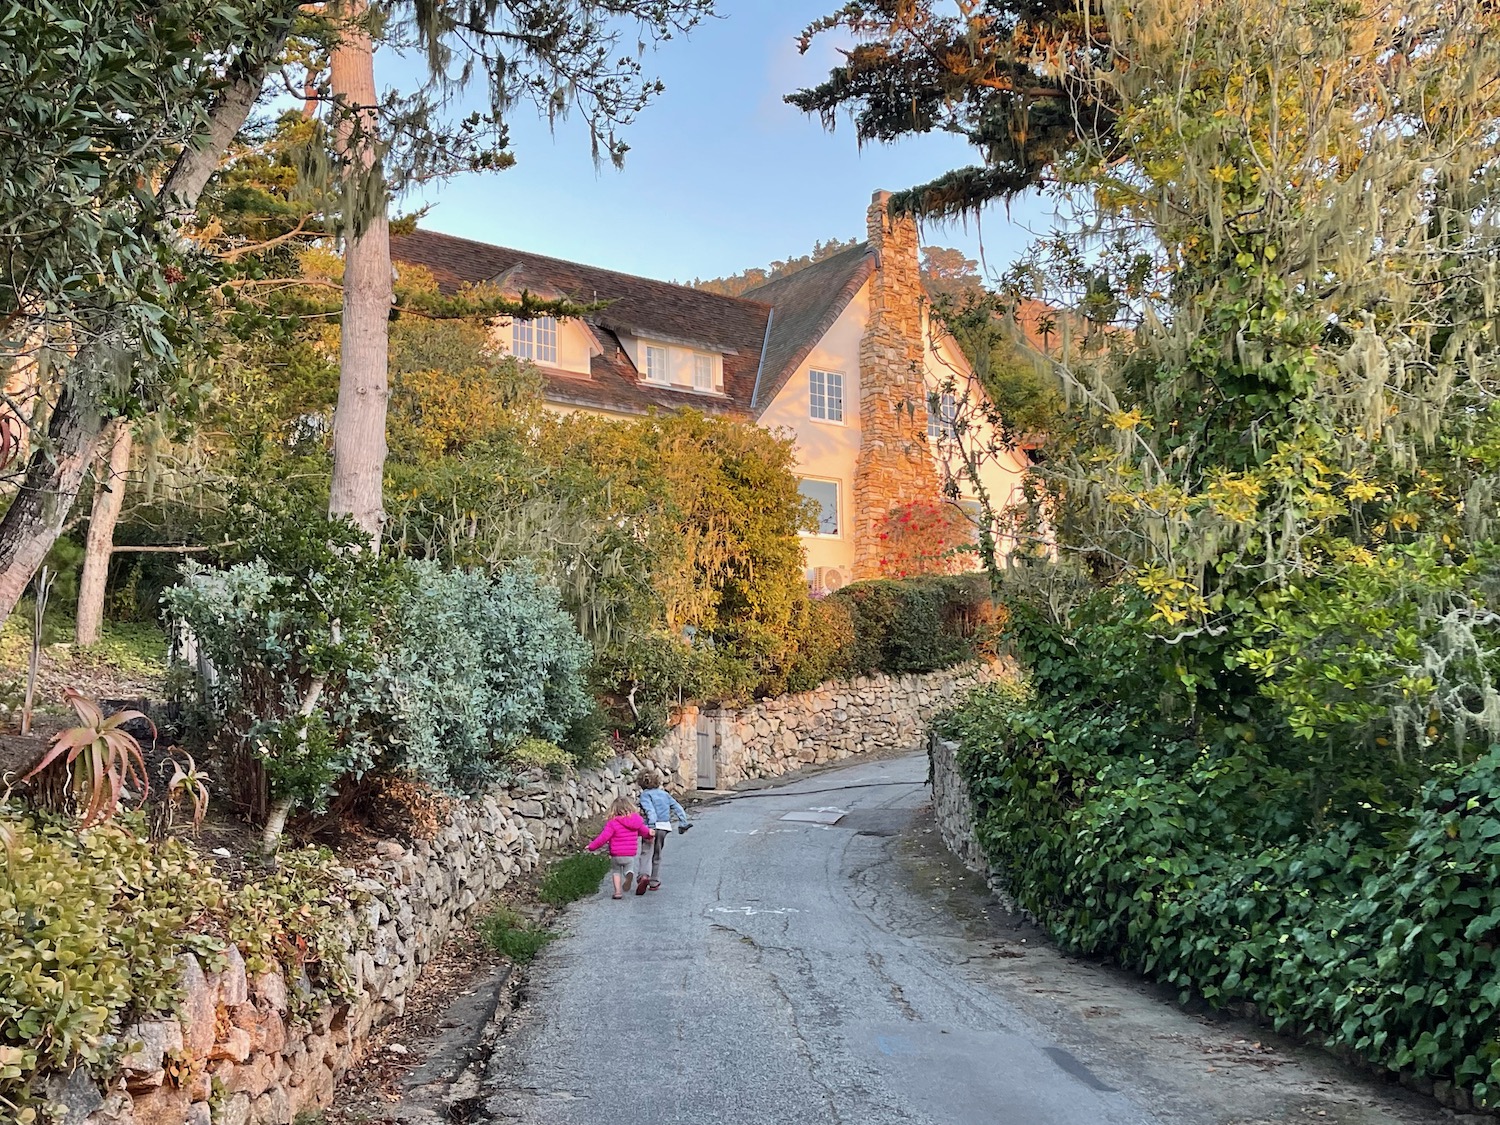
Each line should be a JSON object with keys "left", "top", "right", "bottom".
{"left": 389, "top": 192, "right": 1030, "bottom": 591}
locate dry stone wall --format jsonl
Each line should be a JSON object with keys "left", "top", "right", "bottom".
{"left": 645, "top": 662, "right": 1001, "bottom": 792}
{"left": 929, "top": 734, "right": 1019, "bottom": 913}
{"left": 929, "top": 735, "right": 988, "bottom": 876}
{"left": 77, "top": 662, "right": 994, "bottom": 1125}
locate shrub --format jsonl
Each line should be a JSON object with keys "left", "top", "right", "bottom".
{"left": 162, "top": 518, "right": 397, "bottom": 830}
{"left": 0, "top": 807, "right": 361, "bottom": 1119}
{"left": 875, "top": 498, "right": 974, "bottom": 578}
{"left": 166, "top": 537, "right": 595, "bottom": 827}
{"left": 0, "top": 811, "right": 216, "bottom": 1119}
{"left": 782, "top": 595, "right": 856, "bottom": 693}
{"left": 838, "top": 574, "right": 995, "bottom": 676}
{"left": 537, "top": 852, "right": 611, "bottom": 906}
{"left": 380, "top": 561, "right": 592, "bottom": 792}
{"left": 479, "top": 906, "right": 556, "bottom": 963}
{"left": 592, "top": 630, "right": 731, "bottom": 746}
{"left": 509, "top": 737, "right": 572, "bottom": 779}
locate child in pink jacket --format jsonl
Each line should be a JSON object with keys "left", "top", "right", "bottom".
{"left": 586, "top": 797, "right": 654, "bottom": 899}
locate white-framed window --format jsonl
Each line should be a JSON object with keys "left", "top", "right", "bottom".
{"left": 512, "top": 316, "right": 558, "bottom": 365}
{"left": 693, "top": 353, "right": 715, "bottom": 391}
{"left": 928, "top": 390, "right": 958, "bottom": 440}
{"left": 808, "top": 369, "right": 844, "bottom": 423}
{"left": 645, "top": 345, "right": 670, "bottom": 384}
{"left": 798, "top": 477, "right": 841, "bottom": 537}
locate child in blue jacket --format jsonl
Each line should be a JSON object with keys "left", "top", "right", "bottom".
{"left": 635, "top": 769, "right": 691, "bottom": 893}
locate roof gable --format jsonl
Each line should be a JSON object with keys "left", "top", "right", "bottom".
{"left": 741, "top": 244, "right": 877, "bottom": 415}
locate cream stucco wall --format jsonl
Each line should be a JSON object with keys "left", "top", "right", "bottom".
{"left": 758, "top": 280, "right": 871, "bottom": 578}
{"left": 922, "top": 320, "right": 1031, "bottom": 549}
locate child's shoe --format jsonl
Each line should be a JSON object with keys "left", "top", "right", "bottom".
{"left": 648, "top": 881, "right": 661, "bottom": 891}
{"left": 623, "top": 872, "right": 635, "bottom": 893}
{"left": 634, "top": 874, "right": 650, "bottom": 895}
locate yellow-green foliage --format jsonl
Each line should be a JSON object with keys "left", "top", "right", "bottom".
{"left": 509, "top": 737, "right": 573, "bottom": 779}
{"left": 0, "top": 806, "right": 361, "bottom": 1118}
{"left": 0, "top": 813, "right": 215, "bottom": 1115}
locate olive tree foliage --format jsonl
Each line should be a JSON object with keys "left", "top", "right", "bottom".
{"left": 0, "top": 0, "right": 300, "bottom": 623}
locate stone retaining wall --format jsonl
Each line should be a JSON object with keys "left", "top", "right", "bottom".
{"left": 648, "top": 663, "right": 1001, "bottom": 792}
{"left": 929, "top": 734, "right": 987, "bottom": 875}
{"left": 928, "top": 733, "right": 1022, "bottom": 913}
{"left": 77, "top": 763, "right": 643, "bottom": 1125}
{"left": 78, "top": 663, "right": 995, "bottom": 1125}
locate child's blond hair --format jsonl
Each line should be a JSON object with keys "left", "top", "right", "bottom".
{"left": 608, "top": 796, "right": 636, "bottom": 818}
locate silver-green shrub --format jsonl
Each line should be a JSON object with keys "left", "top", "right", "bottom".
{"left": 380, "top": 561, "right": 591, "bottom": 791}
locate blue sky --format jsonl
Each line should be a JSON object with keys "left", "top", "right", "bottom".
{"left": 392, "top": 1, "right": 1050, "bottom": 285}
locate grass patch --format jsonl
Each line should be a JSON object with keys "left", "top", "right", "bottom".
{"left": 479, "top": 906, "right": 556, "bottom": 963}
{"left": 538, "top": 851, "right": 611, "bottom": 906}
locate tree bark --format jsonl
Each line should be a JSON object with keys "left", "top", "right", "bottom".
{"left": 0, "top": 33, "right": 289, "bottom": 625}
{"left": 75, "top": 419, "right": 133, "bottom": 647}
{"left": 327, "top": 0, "right": 392, "bottom": 547}
{"left": 0, "top": 385, "right": 106, "bottom": 622}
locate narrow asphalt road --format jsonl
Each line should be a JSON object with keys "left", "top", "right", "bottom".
{"left": 481, "top": 753, "right": 1451, "bottom": 1125}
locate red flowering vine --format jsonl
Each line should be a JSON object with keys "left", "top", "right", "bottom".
{"left": 874, "top": 498, "right": 973, "bottom": 578}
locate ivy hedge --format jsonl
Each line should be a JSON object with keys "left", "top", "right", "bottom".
{"left": 944, "top": 601, "right": 1500, "bottom": 1109}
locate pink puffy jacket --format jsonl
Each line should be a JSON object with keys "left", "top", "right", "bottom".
{"left": 587, "top": 813, "right": 653, "bottom": 858}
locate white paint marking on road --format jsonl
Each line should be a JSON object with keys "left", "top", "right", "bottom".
{"left": 781, "top": 809, "right": 846, "bottom": 825}
{"left": 710, "top": 906, "right": 802, "bottom": 916}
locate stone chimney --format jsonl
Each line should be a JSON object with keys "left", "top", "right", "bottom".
{"left": 851, "top": 191, "right": 941, "bottom": 578}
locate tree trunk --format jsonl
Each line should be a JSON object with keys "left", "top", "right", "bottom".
{"left": 75, "top": 419, "right": 133, "bottom": 647}
{"left": 0, "top": 36, "right": 288, "bottom": 625}
{"left": 327, "top": 0, "right": 391, "bottom": 548}
{"left": 0, "top": 386, "right": 105, "bottom": 621}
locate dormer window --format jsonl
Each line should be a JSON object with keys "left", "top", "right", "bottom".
{"left": 513, "top": 316, "right": 558, "bottom": 365}
{"left": 645, "top": 345, "right": 670, "bottom": 384}
{"left": 693, "top": 353, "right": 715, "bottom": 391}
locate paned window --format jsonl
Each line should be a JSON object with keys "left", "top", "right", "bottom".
{"left": 809, "top": 369, "right": 844, "bottom": 423}
{"left": 645, "top": 345, "right": 670, "bottom": 383}
{"left": 798, "top": 478, "right": 841, "bottom": 536}
{"left": 693, "top": 353, "right": 715, "bottom": 391}
{"left": 927, "top": 391, "right": 958, "bottom": 440}
{"left": 512, "top": 316, "right": 558, "bottom": 364}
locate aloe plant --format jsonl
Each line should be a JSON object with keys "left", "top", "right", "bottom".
{"left": 163, "top": 751, "right": 211, "bottom": 834}
{"left": 23, "top": 690, "right": 154, "bottom": 827}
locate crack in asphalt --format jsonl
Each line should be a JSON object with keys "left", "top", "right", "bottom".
{"left": 708, "top": 919, "right": 849, "bottom": 1125}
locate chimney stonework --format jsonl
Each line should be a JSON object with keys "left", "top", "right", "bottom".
{"left": 852, "top": 191, "right": 942, "bottom": 578}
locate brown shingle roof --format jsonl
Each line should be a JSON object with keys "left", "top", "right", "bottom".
{"left": 743, "top": 244, "right": 877, "bottom": 413}
{"left": 390, "top": 228, "right": 773, "bottom": 417}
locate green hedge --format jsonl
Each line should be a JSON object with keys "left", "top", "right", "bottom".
{"left": 782, "top": 574, "right": 995, "bottom": 693}
{"left": 945, "top": 681, "right": 1500, "bottom": 1108}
